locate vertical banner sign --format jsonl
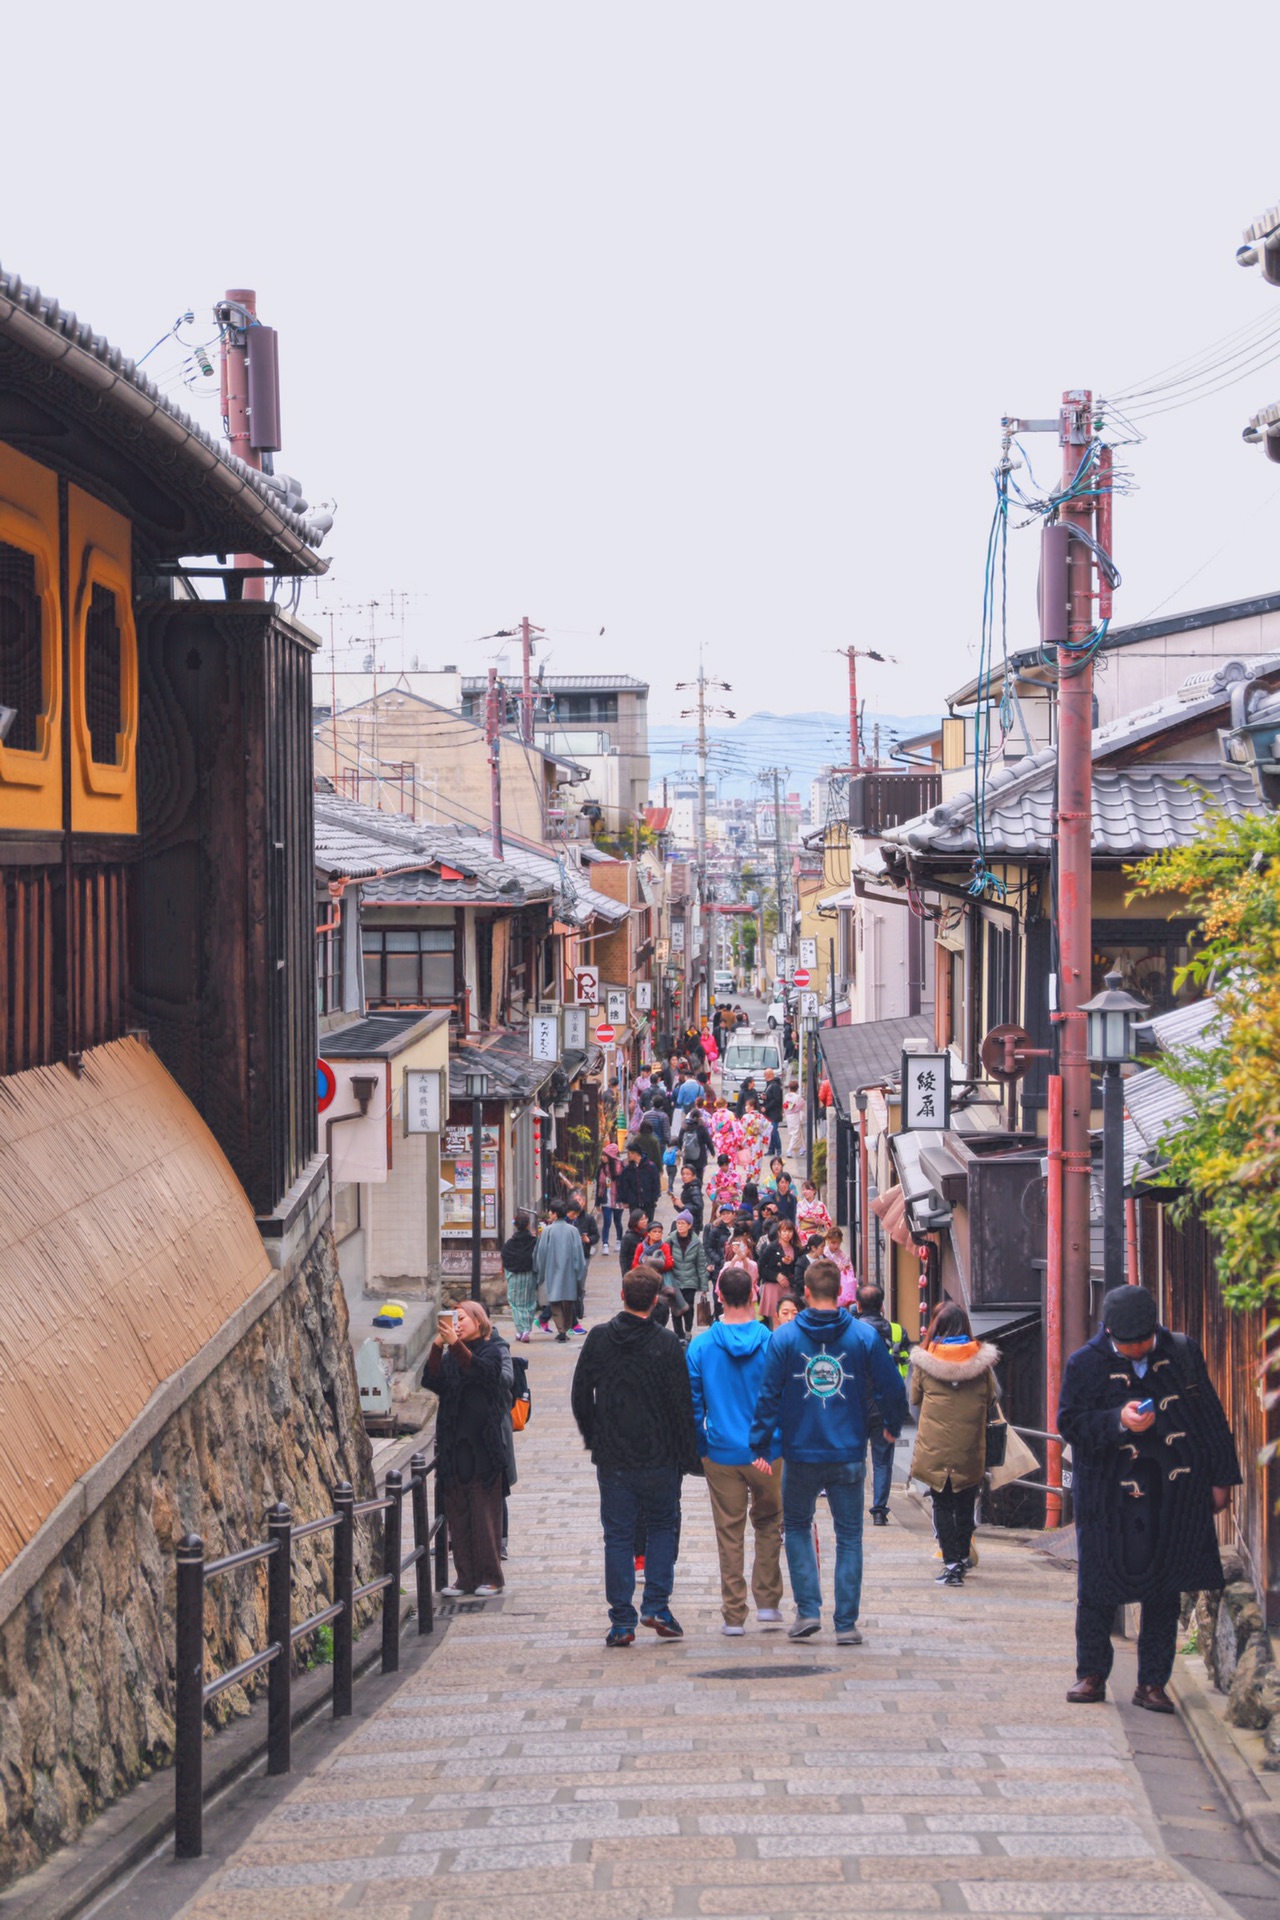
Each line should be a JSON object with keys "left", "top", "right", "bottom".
{"left": 574, "top": 965, "right": 599, "bottom": 1004}
{"left": 799, "top": 937, "right": 817, "bottom": 968}
{"left": 672, "top": 922, "right": 685, "bottom": 952}
{"left": 901, "top": 1051, "right": 951, "bottom": 1131}
{"left": 563, "top": 1006, "right": 588, "bottom": 1050}
{"left": 634, "top": 981, "right": 652, "bottom": 1012}
{"left": 606, "top": 988, "right": 627, "bottom": 1026}
{"left": 800, "top": 991, "right": 819, "bottom": 1019}
{"left": 530, "top": 1013, "right": 560, "bottom": 1062}
{"left": 403, "top": 1068, "right": 443, "bottom": 1134}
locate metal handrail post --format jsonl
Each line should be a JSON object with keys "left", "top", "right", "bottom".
{"left": 410, "top": 1452, "right": 433, "bottom": 1636}
{"left": 266, "top": 1503, "right": 292, "bottom": 1776}
{"left": 333, "top": 1482, "right": 354, "bottom": 1717}
{"left": 174, "top": 1533, "right": 206, "bottom": 1859}
{"left": 382, "top": 1470, "right": 403, "bottom": 1674}
{"left": 434, "top": 1466, "right": 449, "bottom": 1589}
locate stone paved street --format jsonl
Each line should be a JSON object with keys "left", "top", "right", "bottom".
{"left": 110, "top": 1247, "right": 1277, "bottom": 1920}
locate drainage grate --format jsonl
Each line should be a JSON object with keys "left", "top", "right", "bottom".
{"left": 695, "top": 1664, "right": 834, "bottom": 1681}
{"left": 438, "top": 1594, "right": 505, "bottom": 1615}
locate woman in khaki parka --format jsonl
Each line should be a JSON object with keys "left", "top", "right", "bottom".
{"left": 909, "top": 1300, "right": 1000, "bottom": 1587}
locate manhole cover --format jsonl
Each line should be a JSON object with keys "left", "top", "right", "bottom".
{"left": 695, "top": 1664, "right": 835, "bottom": 1680}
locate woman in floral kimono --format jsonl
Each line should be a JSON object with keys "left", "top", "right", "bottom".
{"left": 707, "top": 1098, "right": 742, "bottom": 1160}
{"left": 708, "top": 1153, "right": 742, "bottom": 1213}
{"left": 737, "top": 1094, "right": 771, "bottom": 1185}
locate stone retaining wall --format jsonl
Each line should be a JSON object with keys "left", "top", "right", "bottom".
{"left": 1190, "top": 1552, "right": 1280, "bottom": 1768}
{"left": 0, "top": 1227, "right": 375, "bottom": 1887}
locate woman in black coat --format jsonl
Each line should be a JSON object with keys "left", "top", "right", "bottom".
{"left": 1058, "top": 1287, "right": 1240, "bottom": 1712}
{"left": 756, "top": 1219, "right": 808, "bottom": 1326}
{"left": 423, "top": 1301, "right": 510, "bottom": 1597}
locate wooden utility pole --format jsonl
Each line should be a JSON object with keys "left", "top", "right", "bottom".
{"left": 1054, "top": 389, "right": 1097, "bottom": 1367}
{"left": 486, "top": 666, "right": 503, "bottom": 858}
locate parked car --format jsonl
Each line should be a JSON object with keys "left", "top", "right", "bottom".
{"left": 713, "top": 969, "right": 736, "bottom": 1000}
{"left": 765, "top": 994, "right": 786, "bottom": 1029}
{"left": 720, "top": 1030, "right": 783, "bottom": 1099}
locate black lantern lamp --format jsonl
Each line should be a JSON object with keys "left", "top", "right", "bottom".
{"left": 1081, "top": 970, "right": 1147, "bottom": 1289}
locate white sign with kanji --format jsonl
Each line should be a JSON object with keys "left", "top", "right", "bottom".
{"left": 530, "top": 1013, "right": 560, "bottom": 1062}
{"left": 563, "top": 1006, "right": 588, "bottom": 1050}
{"left": 635, "top": 981, "right": 652, "bottom": 1011}
{"left": 573, "top": 966, "right": 599, "bottom": 1004}
{"left": 799, "top": 937, "right": 817, "bottom": 967}
{"left": 403, "top": 1068, "right": 443, "bottom": 1134}
{"left": 606, "top": 988, "right": 627, "bottom": 1025}
{"left": 800, "top": 990, "right": 819, "bottom": 1019}
{"left": 901, "top": 1050, "right": 950, "bottom": 1131}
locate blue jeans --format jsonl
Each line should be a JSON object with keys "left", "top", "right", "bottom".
{"left": 782, "top": 1458, "right": 865, "bottom": 1631}
{"left": 597, "top": 1466, "right": 681, "bottom": 1628}
{"left": 600, "top": 1205, "right": 624, "bottom": 1250}
{"left": 868, "top": 1430, "right": 895, "bottom": 1513}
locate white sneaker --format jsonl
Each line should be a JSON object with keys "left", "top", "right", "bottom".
{"left": 836, "top": 1626, "right": 864, "bottom": 1646}
{"left": 721, "top": 1622, "right": 746, "bottom": 1636}
{"left": 757, "top": 1609, "right": 784, "bottom": 1630}
{"left": 474, "top": 1584, "right": 503, "bottom": 1596}
{"left": 787, "top": 1615, "right": 821, "bottom": 1640}
{"left": 439, "top": 1585, "right": 469, "bottom": 1598}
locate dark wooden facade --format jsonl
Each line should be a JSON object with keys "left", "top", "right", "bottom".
{"left": 1146, "top": 1201, "right": 1280, "bottom": 1628}
{"left": 133, "top": 599, "right": 319, "bottom": 1217}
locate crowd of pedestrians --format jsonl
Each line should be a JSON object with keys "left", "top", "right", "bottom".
{"left": 419, "top": 1008, "right": 1243, "bottom": 1717}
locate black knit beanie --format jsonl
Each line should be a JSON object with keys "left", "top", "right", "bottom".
{"left": 1102, "top": 1286, "right": 1158, "bottom": 1342}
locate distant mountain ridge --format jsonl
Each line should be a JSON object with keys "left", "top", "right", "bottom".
{"left": 647, "top": 709, "right": 939, "bottom": 802}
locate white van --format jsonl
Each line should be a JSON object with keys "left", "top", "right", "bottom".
{"left": 720, "top": 1030, "right": 782, "bottom": 1101}
{"left": 713, "top": 969, "right": 735, "bottom": 1000}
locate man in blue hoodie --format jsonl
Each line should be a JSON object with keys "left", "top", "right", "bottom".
{"left": 749, "top": 1258, "right": 908, "bottom": 1644}
{"left": 687, "top": 1266, "right": 784, "bottom": 1635}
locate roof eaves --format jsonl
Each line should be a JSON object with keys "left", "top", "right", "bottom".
{"left": 0, "top": 267, "right": 329, "bottom": 573}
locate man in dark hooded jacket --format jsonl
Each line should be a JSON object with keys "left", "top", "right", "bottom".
{"left": 572, "top": 1265, "right": 702, "bottom": 1647}
{"left": 1058, "top": 1286, "right": 1240, "bottom": 1714}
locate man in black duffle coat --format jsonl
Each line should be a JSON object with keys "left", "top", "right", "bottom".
{"left": 1058, "top": 1286, "right": 1241, "bottom": 1714}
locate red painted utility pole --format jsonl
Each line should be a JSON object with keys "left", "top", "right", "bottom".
{"left": 1055, "top": 388, "right": 1098, "bottom": 1369}
{"left": 486, "top": 667, "right": 503, "bottom": 859}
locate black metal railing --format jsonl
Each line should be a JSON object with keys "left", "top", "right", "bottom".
{"left": 174, "top": 1450, "right": 448, "bottom": 1859}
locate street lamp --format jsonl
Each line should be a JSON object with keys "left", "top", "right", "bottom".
{"left": 1080, "top": 971, "right": 1148, "bottom": 1290}
{"left": 464, "top": 1067, "right": 490, "bottom": 1302}
{"left": 802, "top": 1011, "right": 820, "bottom": 1183}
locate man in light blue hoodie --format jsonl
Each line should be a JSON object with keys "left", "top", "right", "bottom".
{"left": 749, "top": 1258, "right": 908, "bottom": 1645}
{"left": 687, "top": 1265, "right": 784, "bottom": 1635}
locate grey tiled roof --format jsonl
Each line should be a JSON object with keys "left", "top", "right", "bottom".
{"left": 315, "top": 794, "right": 628, "bottom": 924}
{"left": 0, "top": 266, "right": 329, "bottom": 570}
{"left": 1122, "top": 996, "right": 1223, "bottom": 1189}
{"left": 462, "top": 674, "right": 647, "bottom": 692}
{"left": 883, "top": 760, "right": 1263, "bottom": 860}
{"left": 818, "top": 1015, "right": 935, "bottom": 1113}
{"left": 449, "top": 1033, "right": 557, "bottom": 1100}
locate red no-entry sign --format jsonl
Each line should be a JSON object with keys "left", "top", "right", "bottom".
{"left": 793, "top": 968, "right": 811, "bottom": 988}
{"left": 595, "top": 1023, "right": 616, "bottom": 1044}
{"left": 317, "top": 1059, "right": 337, "bottom": 1112}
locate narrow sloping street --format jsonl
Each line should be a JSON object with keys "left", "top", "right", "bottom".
{"left": 91, "top": 1247, "right": 1271, "bottom": 1920}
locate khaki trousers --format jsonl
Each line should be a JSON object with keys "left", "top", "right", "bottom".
{"left": 702, "top": 1457, "right": 784, "bottom": 1624}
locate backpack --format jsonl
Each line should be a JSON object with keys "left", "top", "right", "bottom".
{"left": 510, "top": 1352, "right": 532, "bottom": 1431}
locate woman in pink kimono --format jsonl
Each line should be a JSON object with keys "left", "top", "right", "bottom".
{"left": 707, "top": 1099, "right": 742, "bottom": 1160}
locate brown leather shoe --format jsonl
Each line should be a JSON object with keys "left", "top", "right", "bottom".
{"left": 1132, "top": 1682, "right": 1176, "bottom": 1715}
{"left": 1066, "top": 1674, "right": 1107, "bottom": 1704}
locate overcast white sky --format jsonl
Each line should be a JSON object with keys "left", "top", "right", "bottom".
{"left": 7, "top": 4, "right": 1280, "bottom": 723}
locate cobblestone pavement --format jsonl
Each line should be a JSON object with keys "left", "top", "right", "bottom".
{"left": 148, "top": 1241, "right": 1275, "bottom": 1920}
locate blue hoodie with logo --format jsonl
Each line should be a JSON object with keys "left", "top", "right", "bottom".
{"left": 749, "top": 1306, "right": 909, "bottom": 1464}
{"left": 687, "top": 1319, "right": 781, "bottom": 1464}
